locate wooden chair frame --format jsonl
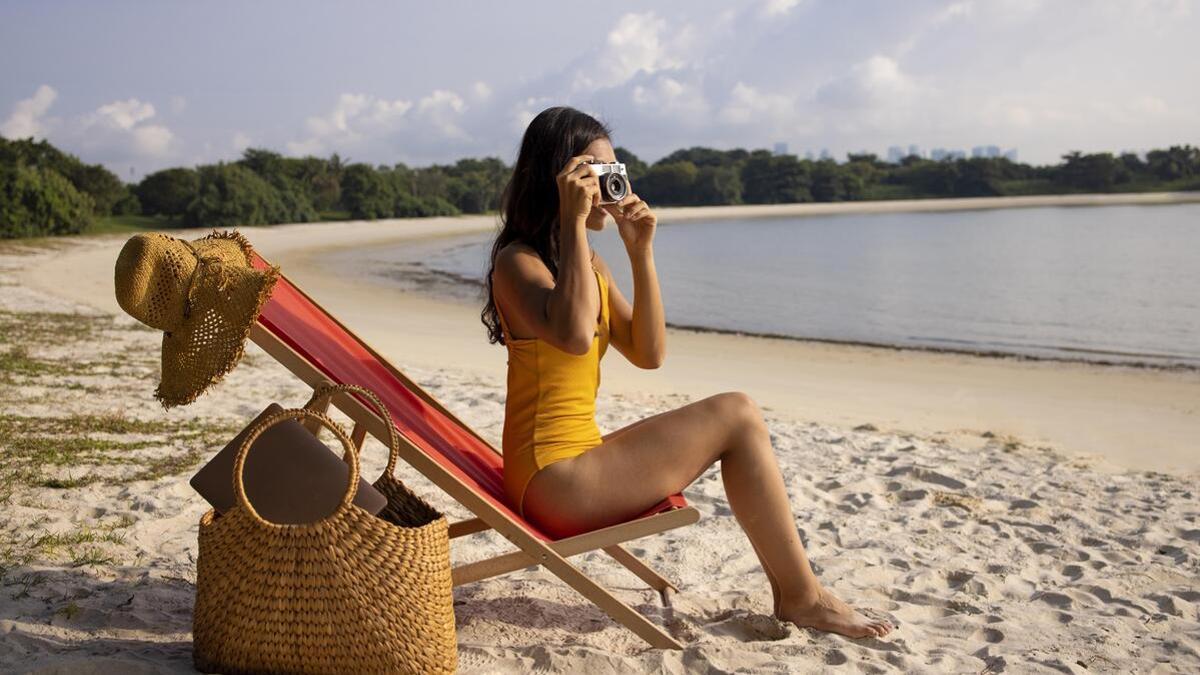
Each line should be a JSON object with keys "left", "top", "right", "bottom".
{"left": 245, "top": 277, "right": 699, "bottom": 650}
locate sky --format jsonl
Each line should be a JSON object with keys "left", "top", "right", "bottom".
{"left": 1, "top": 0, "right": 1196, "bottom": 181}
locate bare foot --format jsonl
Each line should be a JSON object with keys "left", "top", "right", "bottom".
{"left": 776, "top": 586, "right": 894, "bottom": 639}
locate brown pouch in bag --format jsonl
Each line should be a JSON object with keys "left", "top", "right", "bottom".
{"left": 190, "top": 403, "right": 387, "bottom": 523}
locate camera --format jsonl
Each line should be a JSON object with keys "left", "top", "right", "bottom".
{"left": 585, "top": 161, "right": 630, "bottom": 204}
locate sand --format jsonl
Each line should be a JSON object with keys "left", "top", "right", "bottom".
{"left": 2, "top": 195, "right": 1199, "bottom": 672}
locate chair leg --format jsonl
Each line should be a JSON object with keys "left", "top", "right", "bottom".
{"left": 451, "top": 546, "right": 683, "bottom": 648}
{"left": 603, "top": 545, "right": 679, "bottom": 594}
{"left": 538, "top": 552, "right": 684, "bottom": 650}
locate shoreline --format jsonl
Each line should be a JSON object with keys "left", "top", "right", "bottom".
{"left": 352, "top": 247, "right": 1200, "bottom": 373}
{"left": 631, "top": 190, "right": 1200, "bottom": 222}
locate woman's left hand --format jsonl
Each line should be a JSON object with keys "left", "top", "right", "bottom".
{"left": 603, "top": 192, "right": 656, "bottom": 252}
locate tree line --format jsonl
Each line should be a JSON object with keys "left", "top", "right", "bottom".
{"left": 2, "top": 134, "right": 1198, "bottom": 239}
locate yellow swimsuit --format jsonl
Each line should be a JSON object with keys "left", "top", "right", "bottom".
{"left": 495, "top": 260, "right": 610, "bottom": 518}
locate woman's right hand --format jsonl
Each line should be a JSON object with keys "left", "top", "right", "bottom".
{"left": 556, "top": 154, "right": 600, "bottom": 227}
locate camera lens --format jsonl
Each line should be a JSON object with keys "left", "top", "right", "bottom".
{"left": 605, "top": 173, "right": 628, "bottom": 201}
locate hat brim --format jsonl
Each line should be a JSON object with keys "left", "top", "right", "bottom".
{"left": 155, "top": 261, "right": 279, "bottom": 408}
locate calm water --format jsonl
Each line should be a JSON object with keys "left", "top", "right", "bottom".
{"left": 342, "top": 204, "right": 1200, "bottom": 368}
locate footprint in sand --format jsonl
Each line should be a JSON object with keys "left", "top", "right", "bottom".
{"left": 706, "top": 609, "right": 792, "bottom": 642}
{"left": 886, "top": 465, "right": 968, "bottom": 490}
{"left": 825, "top": 649, "right": 849, "bottom": 665}
{"left": 1060, "top": 564, "right": 1085, "bottom": 580}
{"left": 971, "top": 627, "right": 1005, "bottom": 643}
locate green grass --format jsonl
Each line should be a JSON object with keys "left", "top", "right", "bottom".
{"left": 0, "top": 412, "right": 239, "bottom": 501}
{"left": 0, "top": 308, "right": 239, "bottom": 500}
{"left": 0, "top": 345, "right": 76, "bottom": 379}
{"left": 55, "top": 602, "right": 82, "bottom": 619}
{"left": 86, "top": 213, "right": 183, "bottom": 234}
{"left": 0, "top": 309, "right": 106, "bottom": 345}
{"left": 1, "top": 518, "right": 134, "bottom": 578}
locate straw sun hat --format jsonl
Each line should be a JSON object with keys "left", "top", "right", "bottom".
{"left": 114, "top": 230, "right": 279, "bottom": 408}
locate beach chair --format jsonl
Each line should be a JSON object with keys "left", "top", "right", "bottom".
{"left": 245, "top": 251, "right": 700, "bottom": 650}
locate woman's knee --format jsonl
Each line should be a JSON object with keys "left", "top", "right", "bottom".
{"left": 709, "top": 391, "right": 770, "bottom": 441}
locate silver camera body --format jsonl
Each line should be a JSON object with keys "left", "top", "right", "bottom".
{"left": 585, "top": 161, "right": 630, "bottom": 204}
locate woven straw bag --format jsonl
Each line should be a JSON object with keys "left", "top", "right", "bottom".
{"left": 193, "top": 389, "right": 457, "bottom": 674}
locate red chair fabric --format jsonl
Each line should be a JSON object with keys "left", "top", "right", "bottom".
{"left": 251, "top": 254, "right": 687, "bottom": 542}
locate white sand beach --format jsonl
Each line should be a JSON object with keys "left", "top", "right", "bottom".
{"left": 2, "top": 196, "right": 1199, "bottom": 673}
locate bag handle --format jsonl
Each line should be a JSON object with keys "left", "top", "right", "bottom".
{"left": 232, "top": 407, "right": 360, "bottom": 527}
{"left": 304, "top": 382, "right": 401, "bottom": 478}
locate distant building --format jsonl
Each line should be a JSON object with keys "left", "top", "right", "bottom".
{"left": 1003, "top": 148, "right": 1019, "bottom": 162}
{"left": 772, "top": 141, "right": 789, "bottom": 156}
{"left": 887, "top": 146, "right": 905, "bottom": 163}
{"left": 804, "top": 150, "right": 815, "bottom": 161}
{"left": 972, "top": 145, "right": 1002, "bottom": 158}
{"left": 908, "top": 144, "right": 922, "bottom": 159}
{"left": 931, "top": 148, "right": 949, "bottom": 161}
{"left": 819, "top": 148, "right": 832, "bottom": 161}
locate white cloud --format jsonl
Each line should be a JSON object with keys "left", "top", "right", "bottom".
{"left": 288, "top": 93, "right": 414, "bottom": 155}
{"left": 415, "top": 89, "right": 468, "bottom": 139}
{"left": 1, "top": 84, "right": 57, "bottom": 139}
{"left": 571, "top": 12, "right": 692, "bottom": 91}
{"left": 631, "top": 75, "right": 711, "bottom": 124}
{"left": 471, "top": 81, "right": 492, "bottom": 101}
{"left": 1, "top": 87, "right": 176, "bottom": 167}
{"left": 761, "top": 0, "right": 803, "bottom": 17}
{"left": 510, "top": 96, "right": 554, "bottom": 133}
{"left": 286, "top": 88, "right": 473, "bottom": 160}
{"left": 718, "top": 82, "right": 793, "bottom": 125}
{"left": 815, "top": 56, "right": 917, "bottom": 110}
{"left": 77, "top": 98, "right": 175, "bottom": 160}
{"left": 89, "top": 98, "right": 156, "bottom": 130}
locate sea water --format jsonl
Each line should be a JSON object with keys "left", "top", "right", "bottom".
{"left": 338, "top": 203, "right": 1200, "bottom": 368}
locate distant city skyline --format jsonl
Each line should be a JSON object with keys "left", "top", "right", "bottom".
{"left": 2, "top": 1, "right": 1196, "bottom": 180}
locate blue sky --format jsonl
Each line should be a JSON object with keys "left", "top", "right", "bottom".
{"left": 2, "top": 0, "right": 1196, "bottom": 180}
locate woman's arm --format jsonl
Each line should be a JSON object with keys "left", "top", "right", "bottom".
{"left": 600, "top": 247, "right": 665, "bottom": 369}
{"left": 548, "top": 216, "right": 601, "bottom": 354}
{"left": 493, "top": 154, "right": 602, "bottom": 356}
{"left": 602, "top": 194, "right": 665, "bottom": 368}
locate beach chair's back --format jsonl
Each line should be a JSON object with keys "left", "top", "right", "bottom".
{"left": 249, "top": 253, "right": 685, "bottom": 542}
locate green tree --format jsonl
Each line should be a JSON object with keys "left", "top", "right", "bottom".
{"left": 613, "top": 146, "right": 648, "bottom": 178}
{"left": 693, "top": 165, "right": 743, "bottom": 205}
{"left": 136, "top": 167, "right": 199, "bottom": 216}
{"left": 236, "top": 147, "right": 318, "bottom": 222}
{"left": 0, "top": 165, "right": 95, "bottom": 238}
{"left": 637, "top": 161, "right": 699, "bottom": 205}
{"left": 741, "top": 152, "right": 811, "bottom": 203}
{"left": 183, "top": 163, "right": 287, "bottom": 228}
{"left": 1058, "top": 151, "right": 1120, "bottom": 191}
{"left": 0, "top": 136, "right": 128, "bottom": 215}
{"left": 340, "top": 163, "right": 396, "bottom": 219}
{"left": 1145, "top": 145, "right": 1199, "bottom": 181}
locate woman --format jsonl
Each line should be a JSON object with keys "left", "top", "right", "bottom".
{"left": 482, "top": 106, "right": 894, "bottom": 639}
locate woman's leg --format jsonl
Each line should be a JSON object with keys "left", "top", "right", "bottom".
{"left": 524, "top": 391, "right": 893, "bottom": 639}
{"left": 601, "top": 407, "right": 784, "bottom": 615}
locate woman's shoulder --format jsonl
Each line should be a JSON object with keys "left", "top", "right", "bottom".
{"left": 497, "top": 240, "right": 537, "bottom": 260}
{"left": 494, "top": 241, "right": 540, "bottom": 278}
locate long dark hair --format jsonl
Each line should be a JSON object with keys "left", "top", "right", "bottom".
{"left": 480, "top": 105, "right": 612, "bottom": 346}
